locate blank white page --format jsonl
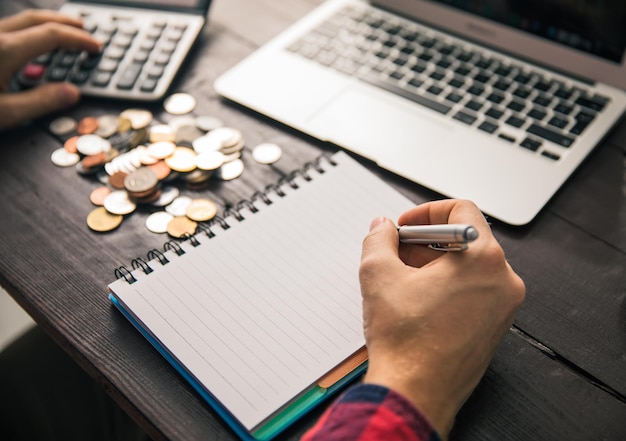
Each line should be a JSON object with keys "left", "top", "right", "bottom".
{"left": 108, "top": 151, "right": 415, "bottom": 431}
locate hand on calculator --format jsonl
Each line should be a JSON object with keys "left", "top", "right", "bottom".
{"left": 0, "top": 9, "right": 101, "bottom": 132}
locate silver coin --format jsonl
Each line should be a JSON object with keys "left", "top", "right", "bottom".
{"left": 192, "top": 134, "right": 223, "bottom": 154}
{"left": 210, "top": 127, "right": 242, "bottom": 148}
{"left": 137, "top": 145, "right": 159, "bottom": 165}
{"left": 168, "top": 115, "right": 197, "bottom": 134}
{"left": 164, "top": 93, "right": 197, "bottom": 115}
{"left": 49, "top": 116, "right": 77, "bottom": 136}
{"left": 147, "top": 141, "right": 176, "bottom": 159}
{"left": 252, "top": 143, "right": 283, "bottom": 164}
{"left": 165, "top": 195, "right": 193, "bottom": 216}
{"left": 76, "top": 134, "right": 111, "bottom": 156}
{"left": 151, "top": 185, "right": 180, "bottom": 207}
{"left": 50, "top": 148, "right": 80, "bottom": 167}
{"left": 222, "top": 151, "right": 241, "bottom": 163}
{"left": 220, "top": 138, "right": 245, "bottom": 155}
{"left": 182, "top": 169, "right": 212, "bottom": 184}
{"left": 195, "top": 150, "right": 225, "bottom": 171}
{"left": 175, "top": 124, "right": 205, "bottom": 146}
{"left": 120, "top": 108, "right": 153, "bottom": 130}
{"left": 145, "top": 211, "right": 174, "bottom": 234}
{"left": 103, "top": 190, "right": 137, "bottom": 215}
{"left": 95, "top": 114, "right": 119, "bottom": 138}
{"left": 195, "top": 115, "right": 224, "bottom": 132}
{"left": 124, "top": 167, "right": 158, "bottom": 193}
{"left": 215, "top": 158, "right": 244, "bottom": 180}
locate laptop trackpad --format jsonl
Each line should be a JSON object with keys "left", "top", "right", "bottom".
{"left": 305, "top": 84, "right": 454, "bottom": 167}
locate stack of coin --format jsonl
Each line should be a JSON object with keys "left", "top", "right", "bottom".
{"left": 47, "top": 91, "right": 283, "bottom": 235}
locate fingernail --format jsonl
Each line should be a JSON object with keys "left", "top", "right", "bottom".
{"left": 369, "top": 217, "right": 386, "bottom": 231}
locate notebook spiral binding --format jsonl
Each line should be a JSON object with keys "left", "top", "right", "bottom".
{"left": 114, "top": 153, "right": 338, "bottom": 284}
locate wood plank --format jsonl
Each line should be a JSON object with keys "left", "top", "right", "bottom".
{"left": 1, "top": 1, "right": 625, "bottom": 440}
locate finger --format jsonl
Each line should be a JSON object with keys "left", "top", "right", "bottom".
{"left": 359, "top": 217, "right": 404, "bottom": 288}
{"left": 0, "top": 83, "right": 80, "bottom": 131}
{"left": 0, "top": 9, "right": 84, "bottom": 32}
{"left": 398, "top": 199, "right": 491, "bottom": 236}
{"left": 1, "top": 23, "right": 101, "bottom": 74}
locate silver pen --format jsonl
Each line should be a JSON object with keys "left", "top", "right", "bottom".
{"left": 397, "top": 224, "right": 479, "bottom": 251}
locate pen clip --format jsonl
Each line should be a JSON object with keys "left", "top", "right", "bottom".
{"left": 428, "top": 242, "right": 469, "bottom": 252}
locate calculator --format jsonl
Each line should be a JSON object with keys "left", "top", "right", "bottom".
{"left": 14, "top": 1, "right": 212, "bottom": 101}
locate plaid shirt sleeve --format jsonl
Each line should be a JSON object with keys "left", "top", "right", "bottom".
{"left": 301, "top": 384, "right": 441, "bottom": 441}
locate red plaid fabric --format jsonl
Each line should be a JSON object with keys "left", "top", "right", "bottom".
{"left": 302, "top": 384, "right": 440, "bottom": 441}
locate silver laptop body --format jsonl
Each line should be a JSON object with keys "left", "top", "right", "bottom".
{"left": 214, "top": 0, "right": 626, "bottom": 225}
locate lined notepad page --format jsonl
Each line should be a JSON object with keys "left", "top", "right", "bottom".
{"left": 108, "top": 151, "right": 415, "bottom": 430}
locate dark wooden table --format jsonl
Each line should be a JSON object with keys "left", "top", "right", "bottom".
{"left": 1, "top": 1, "right": 625, "bottom": 440}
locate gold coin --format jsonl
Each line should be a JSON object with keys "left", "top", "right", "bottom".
{"left": 149, "top": 124, "right": 175, "bottom": 143}
{"left": 117, "top": 116, "right": 132, "bottom": 133}
{"left": 186, "top": 198, "right": 218, "bottom": 222}
{"left": 164, "top": 146, "right": 197, "bottom": 172}
{"left": 166, "top": 216, "right": 198, "bottom": 238}
{"left": 87, "top": 207, "right": 123, "bottom": 232}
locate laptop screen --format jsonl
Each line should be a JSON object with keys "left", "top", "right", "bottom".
{"left": 427, "top": 0, "right": 626, "bottom": 64}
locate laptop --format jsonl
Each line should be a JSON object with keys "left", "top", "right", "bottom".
{"left": 214, "top": 0, "right": 626, "bottom": 226}
{"left": 15, "top": 0, "right": 212, "bottom": 101}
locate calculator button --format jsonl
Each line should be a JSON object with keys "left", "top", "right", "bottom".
{"left": 118, "top": 25, "right": 138, "bottom": 37}
{"left": 112, "top": 34, "right": 133, "bottom": 48}
{"left": 23, "top": 63, "right": 45, "bottom": 80}
{"left": 140, "top": 39, "right": 156, "bottom": 51}
{"left": 146, "top": 65, "right": 164, "bottom": 78}
{"left": 165, "top": 29, "right": 184, "bottom": 42}
{"left": 140, "top": 78, "right": 158, "bottom": 92}
{"left": 59, "top": 52, "right": 79, "bottom": 67}
{"left": 98, "top": 58, "right": 119, "bottom": 72}
{"left": 34, "top": 52, "right": 54, "bottom": 65}
{"left": 147, "top": 27, "right": 163, "bottom": 39}
{"left": 117, "top": 63, "right": 142, "bottom": 90}
{"left": 159, "top": 41, "right": 177, "bottom": 54}
{"left": 92, "top": 71, "right": 112, "bottom": 87}
{"left": 98, "top": 22, "right": 118, "bottom": 36}
{"left": 133, "top": 50, "right": 151, "bottom": 63}
{"left": 70, "top": 70, "right": 90, "bottom": 85}
{"left": 105, "top": 46, "right": 126, "bottom": 60}
{"left": 153, "top": 53, "right": 171, "bottom": 65}
{"left": 80, "top": 53, "right": 102, "bottom": 70}
{"left": 48, "top": 67, "right": 69, "bottom": 81}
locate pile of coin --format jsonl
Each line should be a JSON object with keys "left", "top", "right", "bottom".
{"left": 48, "top": 92, "right": 284, "bottom": 236}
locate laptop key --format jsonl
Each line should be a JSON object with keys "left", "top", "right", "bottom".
{"left": 485, "top": 107, "right": 505, "bottom": 120}
{"left": 360, "top": 76, "right": 451, "bottom": 114}
{"left": 506, "top": 115, "right": 526, "bottom": 128}
{"left": 453, "top": 111, "right": 477, "bottom": 125}
{"left": 527, "top": 123, "right": 574, "bottom": 147}
{"left": 528, "top": 107, "right": 548, "bottom": 121}
{"left": 478, "top": 120, "right": 499, "bottom": 134}
{"left": 520, "top": 137, "right": 542, "bottom": 151}
{"left": 575, "top": 95, "right": 608, "bottom": 112}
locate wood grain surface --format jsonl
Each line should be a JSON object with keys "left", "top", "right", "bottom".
{"left": 1, "top": 1, "right": 625, "bottom": 440}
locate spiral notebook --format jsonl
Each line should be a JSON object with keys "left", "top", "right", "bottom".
{"left": 107, "top": 151, "right": 415, "bottom": 440}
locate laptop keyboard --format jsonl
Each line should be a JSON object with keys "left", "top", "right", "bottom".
{"left": 13, "top": 5, "right": 204, "bottom": 101}
{"left": 286, "top": 4, "right": 611, "bottom": 161}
